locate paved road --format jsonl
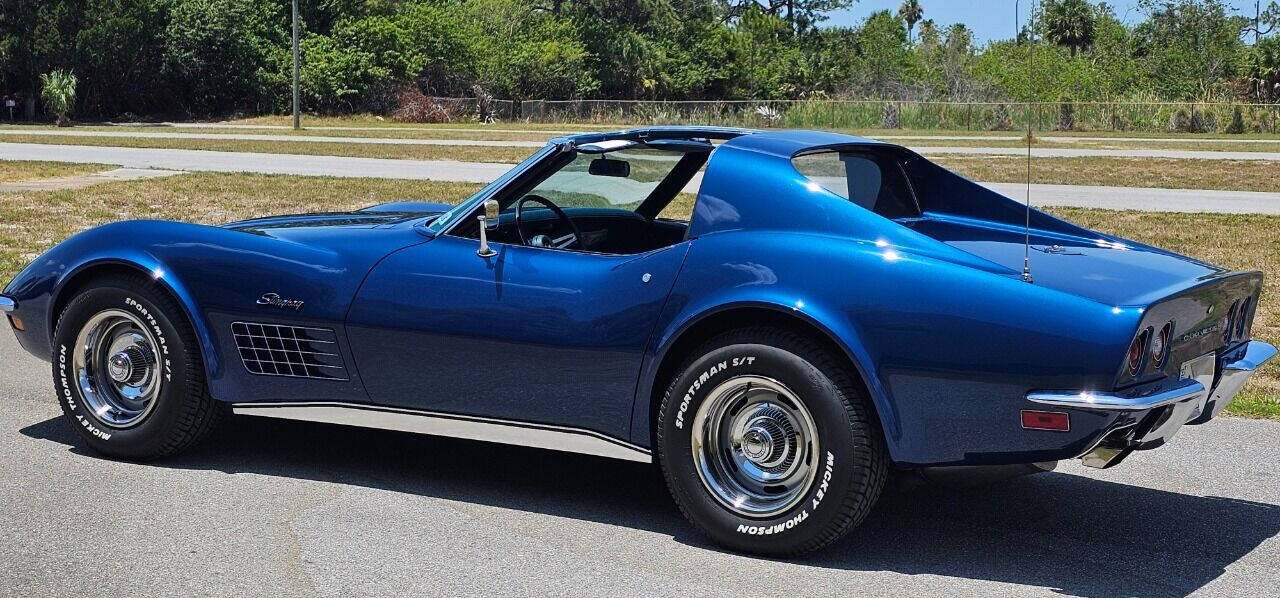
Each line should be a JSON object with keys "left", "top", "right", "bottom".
{"left": 8, "top": 129, "right": 1280, "bottom": 160}
{"left": 5, "top": 142, "right": 1280, "bottom": 214}
{"left": 1, "top": 328, "right": 1276, "bottom": 597}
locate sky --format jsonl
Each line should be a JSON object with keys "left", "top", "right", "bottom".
{"left": 823, "top": 1, "right": 1262, "bottom": 44}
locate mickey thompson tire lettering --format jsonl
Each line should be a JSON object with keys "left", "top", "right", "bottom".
{"left": 51, "top": 274, "right": 223, "bottom": 460}
{"left": 657, "top": 327, "right": 888, "bottom": 557}
{"left": 58, "top": 343, "right": 113, "bottom": 440}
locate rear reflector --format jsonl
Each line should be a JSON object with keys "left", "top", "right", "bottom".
{"left": 1021, "top": 410, "right": 1070, "bottom": 431}
{"left": 6, "top": 314, "right": 22, "bottom": 331}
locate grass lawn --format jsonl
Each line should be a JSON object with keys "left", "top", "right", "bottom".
{"left": 0, "top": 160, "right": 111, "bottom": 183}
{"left": 0, "top": 173, "right": 1274, "bottom": 417}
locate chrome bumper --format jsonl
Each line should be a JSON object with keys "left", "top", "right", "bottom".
{"left": 1027, "top": 340, "right": 1276, "bottom": 468}
{"left": 0, "top": 294, "right": 14, "bottom": 313}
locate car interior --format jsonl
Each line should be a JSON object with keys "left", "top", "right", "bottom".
{"left": 447, "top": 138, "right": 713, "bottom": 255}
{"left": 448, "top": 140, "right": 925, "bottom": 256}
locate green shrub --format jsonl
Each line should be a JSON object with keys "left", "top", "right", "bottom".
{"left": 40, "top": 70, "right": 78, "bottom": 126}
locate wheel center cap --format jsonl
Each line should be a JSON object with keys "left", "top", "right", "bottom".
{"left": 107, "top": 346, "right": 151, "bottom": 386}
{"left": 108, "top": 352, "right": 134, "bottom": 383}
{"left": 741, "top": 427, "right": 774, "bottom": 462}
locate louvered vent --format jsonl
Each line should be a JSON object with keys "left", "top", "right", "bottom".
{"left": 232, "top": 322, "right": 348, "bottom": 380}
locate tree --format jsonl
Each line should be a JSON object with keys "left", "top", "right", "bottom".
{"left": 728, "top": 1, "right": 856, "bottom": 33}
{"left": 1042, "top": 0, "right": 1096, "bottom": 57}
{"left": 898, "top": 0, "right": 923, "bottom": 43}
{"left": 40, "top": 69, "right": 76, "bottom": 125}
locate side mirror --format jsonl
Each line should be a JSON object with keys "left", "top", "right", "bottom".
{"left": 477, "top": 199, "right": 500, "bottom": 258}
{"left": 588, "top": 157, "right": 630, "bottom": 178}
{"left": 483, "top": 199, "right": 500, "bottom": 231}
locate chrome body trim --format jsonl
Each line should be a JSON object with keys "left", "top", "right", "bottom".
{"left": 1201, "top": 340, "right": 1277, "bottom": 420}
{"left": 1027, "top": 379, "right": 1206, "bottom": 411}
{"left": 231, "top": 401, "right": 652, "bottom": 463}
{"left": 0, "top": 295, "right": 14, "bottom": 313}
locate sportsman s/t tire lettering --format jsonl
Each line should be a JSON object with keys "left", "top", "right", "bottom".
{"left": 51, "top": 274, "right": 223, "bottom": 460}
{"left": 657, "top": 327, "right": 888, "bottom": 556}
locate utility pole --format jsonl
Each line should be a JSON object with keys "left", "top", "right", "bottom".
{"left": 292, "top": 0, "right": 300, "bottom": 130}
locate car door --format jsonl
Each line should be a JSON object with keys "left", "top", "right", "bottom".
{"left": 345, "top": 233, "right": 689, "bottom": 441}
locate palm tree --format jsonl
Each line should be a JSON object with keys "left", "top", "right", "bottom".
{"left": 1042, "top": 0, "right": 1096, "bottom": 57}
{"left": 39, "top": 70, "right": 77, "bottom": 127}
{"left": 898, "top": 0, "right": 924, "bottom": 43}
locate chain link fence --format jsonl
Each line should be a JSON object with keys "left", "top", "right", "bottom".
{"left": 515, "top": 99, "right": 1280, "bottom": 134}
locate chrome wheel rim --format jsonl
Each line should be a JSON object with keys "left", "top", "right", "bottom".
{"left": 690, "top": 375, "right": 819, "bottom": 518}
{"left": 73, "top": 309, "right": 162, "bottom": 428}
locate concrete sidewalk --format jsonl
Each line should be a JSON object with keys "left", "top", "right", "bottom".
{"left": 4, "top": 142, "right": 1280, "bottom": 214}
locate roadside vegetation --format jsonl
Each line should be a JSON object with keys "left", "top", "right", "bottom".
{"left": 0, "top": 173, "right": 1273, "bottom": 417}
{"left": 2, "top": 1, "right": 1277, "bottom": 130}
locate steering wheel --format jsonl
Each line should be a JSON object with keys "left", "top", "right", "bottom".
{"left": 515, "top": 195, "right": 584, "bottom": 250}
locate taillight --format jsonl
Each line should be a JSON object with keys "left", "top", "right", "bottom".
{"left": 1127, "top": 329, "right": 1149, "bottom": 376}
{"left": 1151, "top": 321, "right": 1172, "bottom": 369}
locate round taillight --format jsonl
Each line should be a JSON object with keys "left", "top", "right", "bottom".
{"left": 1223, "top": 300, "right": 1239, "bottom": 344}
{"left": 1127, "top": 330, "right": 1149, "bottom": 376}
{"left": 1151, "top": 322, "right": 1172, "bottom": 369}
{"left": 1236, "top": 297, "right": 1252, "bottom": 340}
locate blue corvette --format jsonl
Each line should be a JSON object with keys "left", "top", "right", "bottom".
{"left": 1, "top": 126, "right": 1273, "bottom": 556}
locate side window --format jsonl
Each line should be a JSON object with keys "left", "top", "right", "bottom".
{"left": 793, "top": 150, "right": 921, "bottom": 219}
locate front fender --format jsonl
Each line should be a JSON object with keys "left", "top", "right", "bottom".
{"left": 6, "top": 219, "right": 415, "bottom": 405}
{"left": 5, "top": 224, "right": 219, "bottom": 380}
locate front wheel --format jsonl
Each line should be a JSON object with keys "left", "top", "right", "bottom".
{"left": 51, "top": 274, "right": 222, "bottom": 460}
{"left": 657, "top": 327, "right": 887, "bottom": 556}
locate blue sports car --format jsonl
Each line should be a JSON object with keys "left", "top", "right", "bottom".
{"left": 2, "top": 127, "right": 1273, "bottom": 556}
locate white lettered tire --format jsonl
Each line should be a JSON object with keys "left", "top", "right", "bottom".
{"left": 657, "top": 327, "right": 887, "bottom": 556}
{"left": 51, "top": 274, "right": 223, "bottom": 460}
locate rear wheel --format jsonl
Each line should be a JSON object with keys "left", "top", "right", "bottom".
{"left": 51, "top": 274, "right": 222, "bottom": 460}
{"left": 657, "top": 327, "right": 887, "bottom": 556}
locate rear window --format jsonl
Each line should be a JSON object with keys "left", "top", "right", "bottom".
{"left": 792, "top": 151, "right": 921, "bottom": 219}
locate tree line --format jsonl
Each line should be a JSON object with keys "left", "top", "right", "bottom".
{"left": 1, "top": 0, "right": 1278, "bottom": 120}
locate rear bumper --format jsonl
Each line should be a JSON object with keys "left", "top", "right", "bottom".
{"left": 1027, "top": 340, "right": 1276, "bottom": 468}
{"left": 0, "top": 294, "right": 14, "bottom": 313}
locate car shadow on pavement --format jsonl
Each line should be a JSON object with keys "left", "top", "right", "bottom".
{"left": 22, "top": 414, "right": 1278, "bottom": 597}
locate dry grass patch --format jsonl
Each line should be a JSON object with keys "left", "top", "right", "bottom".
{"left": 0, "top": 160, "right": 111, "bottom": 183}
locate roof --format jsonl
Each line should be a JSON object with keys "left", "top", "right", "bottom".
{"left": 555, "top": 126, "right": 890, "bottom": 158}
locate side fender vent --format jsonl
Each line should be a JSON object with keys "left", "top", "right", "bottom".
{"left": 232, "top": 322, "right": 348, "bottom": 380}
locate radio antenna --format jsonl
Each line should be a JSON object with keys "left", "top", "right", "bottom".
{"left": 1020, "top": 2, "right": 1035, "bottom": 284}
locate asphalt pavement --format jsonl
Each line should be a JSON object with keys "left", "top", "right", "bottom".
{"left": 4, "top": 142, "right": 1280, "bottom": 214}
{"left": 1, "top": 327, "right": 1277, "bottom": 597}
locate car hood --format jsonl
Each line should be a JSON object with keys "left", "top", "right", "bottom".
{"left": 218, "top": 203, "right": 453, "bottom": 261}
{"left": 904, "top": 215, "right": 1228, "bottom": 307}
